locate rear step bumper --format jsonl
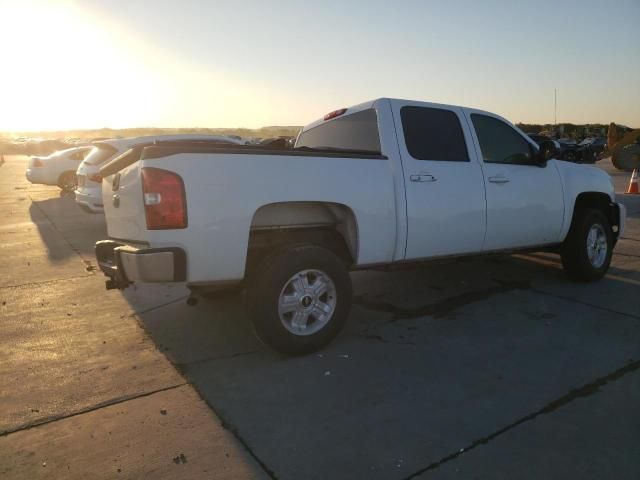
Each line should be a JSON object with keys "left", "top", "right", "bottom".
{"left": 95, "top": 240, "right": 186, "bottom": 290}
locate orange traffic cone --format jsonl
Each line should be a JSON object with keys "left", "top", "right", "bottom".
{"left": 627, "top": 168, "right": 639, "bottom": 194}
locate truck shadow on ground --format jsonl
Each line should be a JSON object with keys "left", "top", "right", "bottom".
{"left": 128, "top": 253, "right": 640, "bottom": 479}
{"left": 131, "top": 250, "right": 639, "bottom": 369}
{"left": 29, "top": 195, "right": 107, "bottom": 261}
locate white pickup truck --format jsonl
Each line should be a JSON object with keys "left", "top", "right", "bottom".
{"left": 96, "top": 98, "right": 626, "bottom": 354}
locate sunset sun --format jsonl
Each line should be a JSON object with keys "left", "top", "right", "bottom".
{"left": 0, "top": 0, "right": 167, "bottom": 131}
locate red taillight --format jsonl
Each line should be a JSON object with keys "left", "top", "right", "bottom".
{"left": 88, "top": 173, "right": 102, "bottom": 183}
{"left": 323, "top": 108, "right": 347, "bottom": 121}
{"left": 32, "top": 158, "right": 43, "bottom": 167}
{"left": 141, "top": 167, "right": 187, "bottom": 230}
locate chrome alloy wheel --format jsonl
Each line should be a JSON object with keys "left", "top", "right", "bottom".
{"left": 277, "top": 269, "right": 337, "bottom": 336}
{"left": 586, "top": 224, "right": 608, "bottom": 268}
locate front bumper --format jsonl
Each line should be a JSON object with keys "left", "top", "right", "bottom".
{"left": 95, "top": 240, "right": 186, "bottom": 290}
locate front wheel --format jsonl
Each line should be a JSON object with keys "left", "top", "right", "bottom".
{"left": 560, "top": 209, "right": 613, "bottom": 281}
{"left": 247, "top": 244, "right": 352, "bottom": 355}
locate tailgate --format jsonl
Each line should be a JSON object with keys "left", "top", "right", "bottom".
{"left": 100, "top": 149, "right": 149, "bottom": 242}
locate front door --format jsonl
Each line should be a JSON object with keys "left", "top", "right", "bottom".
{"left": 392, "top": 102, "right": 487, "bottom": 260}
{"left": 465, "top": 111, "right": 564, "bottom": 251}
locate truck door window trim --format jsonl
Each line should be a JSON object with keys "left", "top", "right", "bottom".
{"left": 400, "top": 106, "right": 470, "bottom": 162}
{"left": 471, "top": 114, "right": 537, "bottom": 166}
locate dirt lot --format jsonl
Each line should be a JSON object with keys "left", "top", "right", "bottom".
{"left": 1, "top": 155, "right": 639, "bottom": 479}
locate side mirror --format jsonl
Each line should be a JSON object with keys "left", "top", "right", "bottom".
{"left": 538, "top": 140, "right": 558, "bottom": 163}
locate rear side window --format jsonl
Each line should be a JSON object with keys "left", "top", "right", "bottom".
{"left": 471, "top": 114, "right": 534, "bottom": 165}
{"left": 401, "top": 106, "right": 469, "bottom": 161}
{"left": 83, "top": 144, "right": 117, "bottom": 165}
{"left": 71, "top": 150, "right": 85, "bottom": 161}
{"left": 296, "top": 109, "right": 381, "bottom": 154}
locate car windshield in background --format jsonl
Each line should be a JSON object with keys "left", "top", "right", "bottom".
{"left": 83, "top": 144, "right": 117, "bottom": 165}
{"left": 46, "top": 147, "right": 81, "bottom": 158}
{"left": 528, "top": 134, "right": 548, "bottom": 143}
{"left": 295, "top": 109, "right": 381, "bottom": 154}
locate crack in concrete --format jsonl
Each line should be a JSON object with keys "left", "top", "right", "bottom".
{"left": 175, "top": 350, "right": 260, "bottom": 371}
{"left": 127, "top": 294, "right": 190, "bottom": 317}
{"left": 126, "top": 297, "right": 279, "bottom": 480}
{"left": 184, "top": 380, "right": 280, "bottom": 480}
{"left": 0, "top": 274, "right": 94, "bottom": 290}
{"left": 0, "top": 382, "right": 187, "bottom": 437}
{"left": 530, "top": 286, "right": 640, "bottom": 320}
{"left": 614, "top": 251, "right": 640, "bottom": 259}
{"left": 402, "top": 359, "right": 640, "bottom": 479}
{"left": 218, "top": 417, "right": 280, "bottom": 480}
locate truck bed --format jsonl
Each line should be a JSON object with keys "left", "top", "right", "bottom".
{"left": 99, "top": 142, "right": 399, "bottom": 284}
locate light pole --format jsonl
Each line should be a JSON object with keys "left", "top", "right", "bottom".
{"left": 554, "top": 88, "right": 557, "bottom": 126}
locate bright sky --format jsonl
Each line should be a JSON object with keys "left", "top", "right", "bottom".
{"left": 1, "top": 0, "right": 638, "bottom": 131}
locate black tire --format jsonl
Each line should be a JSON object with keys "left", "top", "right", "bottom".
{"left": 57, "top": 171, "right": 77, "bottom": 192}
{"left": 560, "top": 209, "right": 613, "bottom": 282}
{"left": 246, "top": 244, "right": 352, "bottom": 355}
{"left": 563, "top": 150, "right": 577, "bottom": 162}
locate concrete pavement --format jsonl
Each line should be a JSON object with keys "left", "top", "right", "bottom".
{"left": 0, "top": 156, "right": 268, "bottom": 479}
{"left": 1, "top": 155, "right": 638, "bottom": 479}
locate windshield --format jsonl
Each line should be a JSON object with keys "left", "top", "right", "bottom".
{"left": 46, "top": 147, "right": 82, "bottom": 158}
{"left": 83, "top": 144, "right": 118, "bottom": 165}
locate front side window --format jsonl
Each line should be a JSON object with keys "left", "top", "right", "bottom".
{"left": 471, "top": 114, "right": 535, "bottom": 165}
{"left": 295, "top": 109, "right": 381, "bottom": 154}
{"left": 401, "top": 106, "right": 469, "bottom": 161}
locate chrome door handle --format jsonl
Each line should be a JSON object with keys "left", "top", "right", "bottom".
{"left": 410, "top": 174, "right": 437, "bottom": 183}
{"left": 112, "top": 173, "right": 121, "bottom": 191}
{"left": 488, "top": 176, "right": 510, "bottom": 184}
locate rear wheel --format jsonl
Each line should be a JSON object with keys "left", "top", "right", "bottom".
{"left": 57, "top": 171, "right": 77, "bottom": 192}
{"left": 247, "top": 244, "right": 352, "bottom": 355}
{"left": 563, "top": 150, "right": 577, "bottom": 162}
{"left": 560, "top": 209, "right": 612, "bottom": 281}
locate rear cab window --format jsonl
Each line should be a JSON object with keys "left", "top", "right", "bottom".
{"left": 295, "top": 109, "right": 381, "bottom": 155}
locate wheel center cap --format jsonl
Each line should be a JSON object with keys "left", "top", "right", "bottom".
{"left": 300, "top": 295, "right": 313, "bottom": 308}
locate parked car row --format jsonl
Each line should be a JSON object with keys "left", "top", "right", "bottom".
{"left": 26, "top": 135, "right": 245, "bottom": 212}
{"left": 527, "top": 134, "right": 606, "bottom": 164}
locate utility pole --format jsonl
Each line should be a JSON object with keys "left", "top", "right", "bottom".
{"left": 554, "top": 88, "right": 557, "bottom": 126}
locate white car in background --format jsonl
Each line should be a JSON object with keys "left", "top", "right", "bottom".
{"left": 26, "top": 146, "right": 92, "bottom": 192}
{"left": 75, "top": 135, "right": 244, "bottom": 213}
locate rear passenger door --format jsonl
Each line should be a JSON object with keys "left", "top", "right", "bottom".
{"left": 392, "top": 102, "right": 487, "bottom": 260}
